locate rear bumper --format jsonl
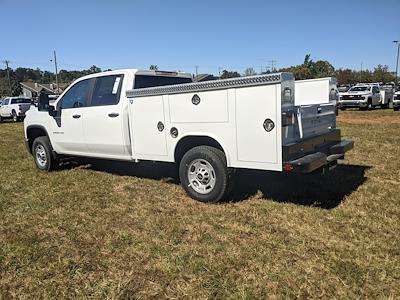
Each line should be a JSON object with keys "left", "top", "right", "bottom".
{"left": 283, "top": 129, "right": 353, "bottom": 173}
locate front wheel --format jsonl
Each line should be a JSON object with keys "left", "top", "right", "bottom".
{"left": 179, "top": 146, "right": 232, "bottom": 203}
{"left": 32, "top": 136, "right": 59, "bottom": 171}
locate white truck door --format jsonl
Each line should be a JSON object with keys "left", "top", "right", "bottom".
{"left": 235, "top": 85, "right": 278, "bottom": 163}
{"left": 372, "top": 86, "right": 380, "bottom": 105}
{"left": 0, "top": 99, "right": 7, "bottom": 116}
{"left": 82, "top": 74, "right": 127, "bottom": 158}
{"left": 50, "top": 78, "right": 93, "bottom": 154}
{"left": 129, "top": 95, "right": 168, "bottom": 158}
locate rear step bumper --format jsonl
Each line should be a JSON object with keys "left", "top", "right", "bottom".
{"left": 283, "top": 131, "right": 353, "bottom": 173}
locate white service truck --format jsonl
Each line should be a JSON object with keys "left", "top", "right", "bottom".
{"left": 394, "top": 91, "right": 400, "bottom": 111}
{"left": 0, "top": 97, "right": 31, "bottom": 122}
{"left": 338, "top": 83, "right": 392, "bottom": 110}
{"left": 24, "top": 69, "right": 353, "bottom": 202}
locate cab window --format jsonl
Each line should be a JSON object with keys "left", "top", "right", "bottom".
{"left": 61, "top": 79, "right": 93, "bottom": 109}
{"left": 89, "top": 75, "right": 124, "bottom": 107}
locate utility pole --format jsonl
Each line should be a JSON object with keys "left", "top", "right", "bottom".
{"left": 268, "top": 60, "right": 277, "bottom": 72}
{"left": 393, "top": 41, "right": 400, "bottom": 85}
{"left": 218, "top": 67, "right": 222, "bottom": 77}
{"left": 50, "top": 50, "right": 59, "bottom": 95}
{"left": 360, "top": 62, "right": 363, "bottom": 83}
{"left": 195, "top": 65, "right": 198, "bottom": 81}
{"left": 2, "top": 60, "right": 12, "bottom": 95}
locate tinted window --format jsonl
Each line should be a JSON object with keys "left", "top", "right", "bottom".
{"left": 134, "top": 75, "right": 192, "bottom": 89}
{"left": 61, "top": 79, "right": 92, "bottom": 109}
{"left": 90, "top": 75, "right": 123, "bottom": 106}
{"left": 4, "top": 99, "right": 10, "bottom": 105}
{"left": 11, "top": 98, "right": 31, "bottom": 104}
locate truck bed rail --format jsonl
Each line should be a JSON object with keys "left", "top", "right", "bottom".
{"left": 126, "top": 72, "right": 293, "bottom": 98}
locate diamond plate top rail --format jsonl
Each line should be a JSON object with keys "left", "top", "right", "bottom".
{"left": 126, "top": 72, "right": 292, "bottom": 98}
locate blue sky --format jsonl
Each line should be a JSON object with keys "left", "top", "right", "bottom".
{"left": 1, "top": 0, "right": 399, "bottom": 75}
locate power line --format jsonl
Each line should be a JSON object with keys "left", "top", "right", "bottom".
{"left": 2, "top": 60, "right": 12, "bottom": 95}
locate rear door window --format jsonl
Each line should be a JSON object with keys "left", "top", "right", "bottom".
{"left": 89, "top": 75, "right": 124, "bottom": 107}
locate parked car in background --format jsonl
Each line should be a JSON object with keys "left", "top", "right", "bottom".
{"left": 338, "top": 84, "right": 392, "bottom": 110}
{"left": 393, "top": 91, "right": 400, "bottom": 111}
{"left": 0, "top": 97, "right": 32, "bottom": 122}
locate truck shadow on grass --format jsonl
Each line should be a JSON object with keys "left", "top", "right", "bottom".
{"left": 229, "top": 164, "right": 370, "bottom": 209}
{"left": 70, "top": 160, "right": 369, "bottom": 210}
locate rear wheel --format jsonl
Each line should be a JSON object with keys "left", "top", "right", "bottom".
{"left": 0, "top": 115, "right": 3, "bottom": 122}
{"left": 12, "top": 111, "right": 18, "bottom": 122}
{"left": 179, "top": 146, "right": 232, "bottom": 203}
{"left": 394, "top": 107, "right": 400, "bottom": 111}
{"left": 32, "top": 136, "right": 59, "bottom": 171}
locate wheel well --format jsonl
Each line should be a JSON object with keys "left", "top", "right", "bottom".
{"left": 27, "top": 127, "right": 48, "bottom": 154}
{"left": 174, "top": 136, "right": 225, "bottom": 163}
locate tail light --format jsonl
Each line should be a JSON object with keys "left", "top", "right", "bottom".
{"left": 282, "top": 111, "right": 295, "bottom": 127}
{"left": 283, "top": 163, "right": 294, "bottom": 172}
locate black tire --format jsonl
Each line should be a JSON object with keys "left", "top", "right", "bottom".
{"left": 0, "top": 115, "right": 3, "bottom": 123}
{"left": 394, "top": 107, "right": 400, "bottom": 112}
{"left": 12, "top": 110, "right": 18, "bottom": 122}
{"left": 340, "top": 107, "right": 346, "bottom": 111}
{"left": 179, "top": 146, "right": 232, "bottom": 203}
{"left": 367, "top": 99, "right": 373, "bottom": 110}
{"left": 32, "top": 136, "right": 59, "bottom": 171}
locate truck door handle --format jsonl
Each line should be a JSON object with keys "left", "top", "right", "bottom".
{"left": 72, "top": 114, "right": 81, "bottom": 119}
{"left": 108, "top": 113, "right": 119, "bottom": 118}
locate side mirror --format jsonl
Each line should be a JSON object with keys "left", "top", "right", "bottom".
{"left": 38, "top": 93, "right": 49, "bottom": 111}
{"left": 48, "top": 105, "right": 57, "bottom": 117}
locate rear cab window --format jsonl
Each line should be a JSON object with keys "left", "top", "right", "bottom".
{"left": 11, "top": 98, "right": 31, "bottom": 104}
{"left": 134, "top": 75, "right": 192, "bottom": 89}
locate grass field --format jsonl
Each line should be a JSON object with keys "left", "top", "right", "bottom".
{"left": 0, "top": 110, "right": 399, "bottom": 299}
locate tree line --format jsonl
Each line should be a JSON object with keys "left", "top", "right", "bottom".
{"left": 0, "top": 56, "right": 397, "bottom": 97}
{"left": 0, "top": 65, "right": 105, "bottom": 97}
{"left": 221, "top": 55, "right": 396, "bottom": 85}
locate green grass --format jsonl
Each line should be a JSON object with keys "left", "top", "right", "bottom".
{"left": 1, "top": 110, "right": 399, "bottom": 299}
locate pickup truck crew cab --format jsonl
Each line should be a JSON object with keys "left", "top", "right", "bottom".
{"left": 338, "top": 84, "right": 392, "bottom": 110}
{"left": 0, "top": 97, "right": 31, "bottom": 122}
{"left": 24, "top": 69, "right": 353, "bottom": 202}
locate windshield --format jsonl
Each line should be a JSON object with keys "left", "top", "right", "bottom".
{"left": 349, "top": 86, "right": 370, "bottom": 92}
{"left": 11, "top": 98, "right": 31, "bottom": 104}
{"left": 134, "top": 75, "right": 193, "bottom": 89}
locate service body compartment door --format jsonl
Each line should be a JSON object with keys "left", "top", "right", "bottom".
{"left": 129, "top": 95, "right": 168, "bottom": 158}
{"left": 235, "top": 85, "right": 278, "bottom": 163}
